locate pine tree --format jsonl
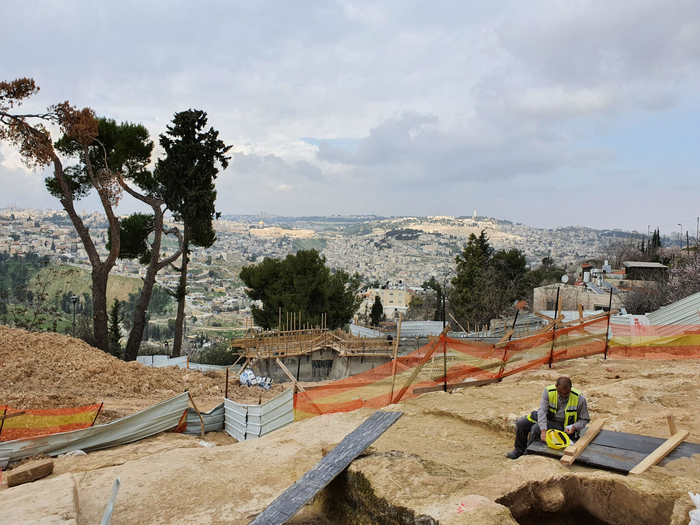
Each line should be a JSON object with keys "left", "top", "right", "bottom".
{"left": 108, "top": 299, "right": 123, "bottom": 358}
{"left": 370, "top": 296, "right": 385, "bottom": 327}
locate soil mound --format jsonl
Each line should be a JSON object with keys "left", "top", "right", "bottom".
{"left": 0, "top": 326, "right": 286, "bottom": 420}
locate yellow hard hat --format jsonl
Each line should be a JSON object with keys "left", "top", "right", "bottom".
{"left": 546, "top": 429, "right": 571, "bottom": 450}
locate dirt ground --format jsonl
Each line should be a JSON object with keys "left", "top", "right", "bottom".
{"left": 0, "top": 327, "right": 287, "bottom": 419}
{"left": 2, "top": 331, "right": 700, "bottom": 524}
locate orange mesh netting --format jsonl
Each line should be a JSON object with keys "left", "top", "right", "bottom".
{"left": 0, "top": 403, "right": 102, "bottom": 442}
{"left": 294, "top": 316, "right": 612, "bottom": 420}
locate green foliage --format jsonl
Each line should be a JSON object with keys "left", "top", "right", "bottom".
{"left": 106, "top": 213, "right": 155, "bottom": 265}
{"left": 108, "top": 299, "right": 122, "bottom": 358}
{"left": 240, "top": 249, "right": 362, "bottom": 330}
{"left": 422, "top": 277, "right": 445, "bottom": 322}
{"left": 49, "top": 118, "right": 154, "bottom": 199}
{"left": 0, "top": 255, "right": 76, "bottom": 332}
{"left": 451, "top": 230, "right": 530, "bottom": 327}
{"left": 154, "top": 109, "right": 231, "bottom": 249}
{"left": 189, "top": 342, "right": 236, "bottom": 366}
{"left": 370, "top": 295, "right": 385, "bottom": 326}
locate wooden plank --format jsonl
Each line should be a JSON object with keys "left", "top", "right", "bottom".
{"left": 392, "top": 324, "right": 450, "bottom": 404}
{"left": 629, "top": 431, "right": 690, "bottom": 474}
{"left": 187, "top": 392, "right": 206, "bottom": 440}
{"left": 6, "top": 458, "right": 54, "bottom": 487}
{"left": 275, "top": 358, "right": 305, "bottom": 392}
{"left": 561, "top": 419, "right": 606, "bottom": 465}
{"left": 413, "top": 378, "right": 499, "bottom": 395}
{"left": 250, "top": 411, "right": 403, "bottom": 525}
{"left": 497, "top": 329, "right": 514, "bottom": 344}
{"left": 0, "top": 411, "right": 26, "bottom": 422}
{"left": 389, "top": 314, "right": 403, "bottom": 401}
{"left": 528, "top": 440, "right": 643, "bottom": 474}
{"left": 667, "top": 414, "right": 677, "bottom": 436}
{"left": 528, "top": 430, "right": 700, "bottom": 474}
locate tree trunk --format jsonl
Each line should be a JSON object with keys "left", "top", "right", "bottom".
{"left": 124, "top": 267, "right": 157, "bottom": 361}
{"left": 172, "top": 225, "right": 189, "bottom": 358}
{"left": 121, "top": 202, "right": 183, "bottom": 361}
{"left": 91, "top": 267, "right": 110, "bottom": 352}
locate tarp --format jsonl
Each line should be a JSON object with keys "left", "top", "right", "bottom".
{"left": 1, "top": 393, "right": 189, "bottom": 464}
{"left": 0, "top": 403, "right": 102, "bottom": 442}
{"left": 224, "top": 389, "right": 294, "bottom": 442}
{"left": 184, "top": 403, "right": 225, "bottom": 435}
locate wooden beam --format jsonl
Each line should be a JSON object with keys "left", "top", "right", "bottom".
{"left": 389, "top": 314, "right": 403, "bottom": 401}
{"left": 667, "top": 414, "right": 677, "bottom": 436}
{"left": 534, "top": 311, "right": 556, "bottom": 322}
{"left": 629, "top": 430, "right": 690, "bottom": 474}
{"left": 413, "top": 378, "right": 499, "bottom": 395}
{"left": 6, "top": 459, "right": 54, "bottom": 488}
{"left": 496, "top": 329, "right": 514, "bottom": 345}
{"left": 187, "top": 392, "right": 206, "bottom": 440}
{"left": 392, "top": 324, "right": 450, "bottom": 404}
{"left": 276, "top": 358, "right": 306, "bottom": 392}
{"left": 561, "top": 419, "right": 606, "bottom": 466}
{"left": 0, "top": 411, "right": 26, "bottom": 422}
{"left": 449, "top": 313, "right": 468, "bottom": 334}
{"left": 578, "top": 304, "right": 584, "bottom": 323}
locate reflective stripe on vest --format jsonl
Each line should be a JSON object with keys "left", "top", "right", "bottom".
{"left": 547, "top": 385, "right": 580, "bottom": 428}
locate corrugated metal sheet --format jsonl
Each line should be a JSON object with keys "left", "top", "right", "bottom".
{"left": 3, "top": 393, "right": 189, "bottom": 462}
{"left": 223, "top": 389, "right": 293, "bottom": 442}
{"left": 187, "top": 363, "right": 226, "bottom": 372}
{"left": 224, "top": 399, "right": 247, "bottom": 442}
{"left": 646, "top": 291, "right": 700, "bottom": 338}
{"left": 184, "top": 403, "right": 225, "bottom": 435}
{"left": 136, "top": 355, "right": 169, "bottom": 365}
{"left": 151, "top": 356, "right": 188, "bottom": 369}
{"left": 350, "top": 321, "right": 446, "bottom": 338}
{"left": 585, "top": 282, "right": 605, "bottom": 295}
{"left": 247, "top": 389, "right": 294, "bottom": 439}
{"left": 0, "top": 447, "right": 11, "bottom": 469}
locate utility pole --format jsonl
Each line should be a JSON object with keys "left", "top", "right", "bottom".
{"left": 71, "top": 296, "right": 78, "bottom": 338}
{"left": 442, "top": 278, "right": 447, "bottom": 330}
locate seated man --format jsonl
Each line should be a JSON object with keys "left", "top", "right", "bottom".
{"left": 506, "top": 376, "right": 590, "bottom": 459}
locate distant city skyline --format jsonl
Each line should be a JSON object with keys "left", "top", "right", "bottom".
{"left": 2, "top": 1, "right": 700, "bottom": 231}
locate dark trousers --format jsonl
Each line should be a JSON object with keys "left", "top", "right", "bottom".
{"left": 514, "top": 410, "right": 565, "bottom": 453}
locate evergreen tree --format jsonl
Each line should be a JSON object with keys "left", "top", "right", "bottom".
{"left": 108, "top": 299, "right": 122, "bottom": 358}
{"left": 240, "top": 250, "right": 362, "bottom": 330}
{"left": 155, "top": 110, "right": 231, "bottom": 357}
{"left": 370, "top": 295, "right": 385, "bottom": 327}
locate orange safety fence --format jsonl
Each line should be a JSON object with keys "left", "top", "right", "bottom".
{"left": 608, "top": 320, "right": 700, "bottom": 359}
{"left": 0, "top": 403, "right": 103, "bottom": 442}
{"left": 294, "top": 316, "right": 612, "bottom": 420}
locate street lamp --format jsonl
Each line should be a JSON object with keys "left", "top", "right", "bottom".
{"left": 442, "top": 277, "right": 447, "bottom": 330}
{"left": 70, "top": 296, "right": 78, "bottom": 337}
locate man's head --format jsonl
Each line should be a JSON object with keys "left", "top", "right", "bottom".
{"left": 555, "top": 376, "right": 572, "bottom": 397}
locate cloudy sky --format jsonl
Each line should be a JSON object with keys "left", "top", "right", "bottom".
{"left": 1, "top": 0, "right": 700, "bottom": 232}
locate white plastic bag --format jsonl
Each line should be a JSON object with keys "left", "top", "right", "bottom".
{"left": 239, "top": 369, "right": 256, "bottom": 387}
{"left": 690, "top": 492, "right": 700, "bottom": 525}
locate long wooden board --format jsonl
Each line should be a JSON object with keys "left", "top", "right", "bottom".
{"left": 249, "top": 411, "right": 403, "bottom": 525}
{"left": 629, "top": 431, "right": 690, "bottom": 474}
{"left": 561, "top": 419, "right": 606, "bottom": 466}
{"left": 527, "top": 428, "right": 700, "bottom": 474}
{"left": 413, "top": 378, "right": 499, "bottom": 395}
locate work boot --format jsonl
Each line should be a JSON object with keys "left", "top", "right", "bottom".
{"left": 505, "top": 449, "right": 523, "bottom": 460}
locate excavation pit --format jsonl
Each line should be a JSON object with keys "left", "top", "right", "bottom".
{"left": 498, "top": 475, "right": 676, "bottom": 525}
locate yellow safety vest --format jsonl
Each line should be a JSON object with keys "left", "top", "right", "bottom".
{"left": 547, "top": 385, "right": 580, "bottom": 428}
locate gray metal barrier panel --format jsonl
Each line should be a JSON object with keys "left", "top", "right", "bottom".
{"left": 184, "top": 403, "right": 225, "bottom": 435}
{"left": 224, "top": 389, "right": 293, "bottom": 442}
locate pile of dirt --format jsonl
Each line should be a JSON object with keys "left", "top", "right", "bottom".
{"left": 0, "top": 326, "right": 287, "bottom": 420}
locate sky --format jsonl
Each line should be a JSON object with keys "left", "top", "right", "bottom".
{"left": 1, "top": 0, "right": 700, "bottom": 233}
